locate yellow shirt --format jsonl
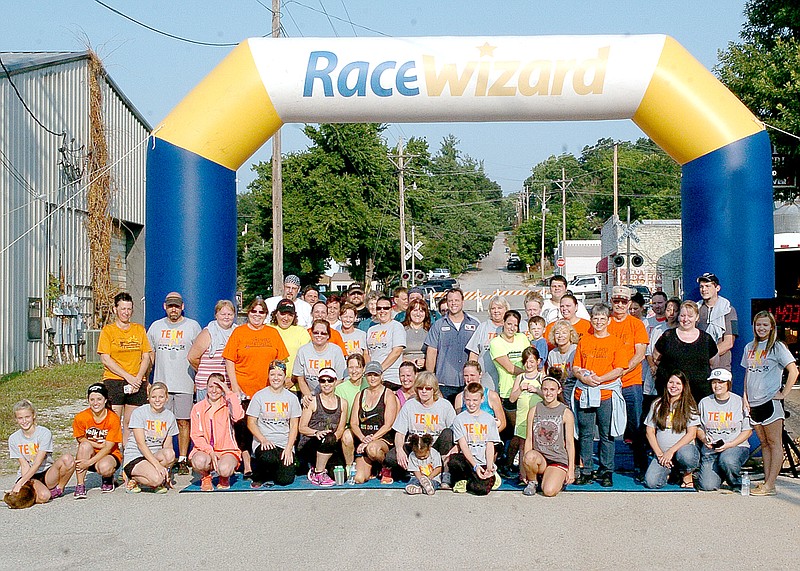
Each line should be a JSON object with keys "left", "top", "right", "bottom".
{"left": 97, "top": 322, "right": 152, "bottom": 380}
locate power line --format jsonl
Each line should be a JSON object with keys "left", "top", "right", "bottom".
{"left": 285, "top": 0, "right": 391, "bottom": 36}
{"left": 92, "top": 0, "right": 241, "bottom": 47}
{"left": 317, "top": 0, "right": 339, "bottom": 36}
{"left": 338, "top": 0, "right": 358, "bottom": 36}
{"left": 0, "top": 56, "right": 64, "bottom": 137}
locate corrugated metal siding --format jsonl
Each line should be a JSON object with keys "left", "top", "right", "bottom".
{"left": 0, "top": 55, "right": 148, "bottom": 374}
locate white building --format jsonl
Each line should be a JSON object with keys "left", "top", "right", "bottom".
{"left": 555, "top": 239, "right": 601, "bottom": 281}
{"left": 599, "top": 217, "right": 682, "bottom": 300}
{"left": 0, "top": 52, "right": 149, "bottom": 374}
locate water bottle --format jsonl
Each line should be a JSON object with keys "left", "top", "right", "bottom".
{"left": 741, "top": 472, "right": 750, "bottom": 496}
{"left": 346, "top": 462, "right": 357, "bottom": 485}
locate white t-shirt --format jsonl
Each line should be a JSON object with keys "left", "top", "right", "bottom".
{"left": 147, "top": 317, "right": 202, "bottom": 394}
{"left": 407, "top": 447, "right": 442, "bottom": 483}
{"left": 645, "top": 400, "right": 700, "bottom": 452}
{"left": 292, "top": 342, "right": 346, "bottom": 394}
{"left": 465, "top": 320, "right": 502, "bottom": 391}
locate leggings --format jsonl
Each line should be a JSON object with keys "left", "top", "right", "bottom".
{"left": 448, "top": 453, "right": 494, "bottom": 495}
{"left": 251, "top": 446, "right": 296, "bottom": 486}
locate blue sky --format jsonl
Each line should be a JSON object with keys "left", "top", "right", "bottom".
{"left": 4, "top": 1, "right": 748, "bottom": 193}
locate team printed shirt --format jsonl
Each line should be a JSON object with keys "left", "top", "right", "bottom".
{"left": 340, "top": 328, "right": 367, "bottom": 357}
{"left": 72, "top": 408, "right": 123, "bottom": 462}
{"left": 247, "top": 387, "right": 302, "bottom": 451}
{"left": 222, "top": 325, "right": 289, "bottom": 398}
{"left": 97, "top": 322, "right": 152, "bottom": 380}
{"left": 407, "top": 447, "right": 442, "bottom": 483}
{"left": 742, "top": 340, "right": 796, "bottom": 406}
{"left": 123, "top": 406, "right": 178, "bottom": 466}
{"left": 147, "top": 317, "right": 202, "bottom": 394}
{"left": 367, "top": 320, "right": 407, "bottom": 383}
{"left": 452, "top": 409, "right": 501, "bottom": 465}
{"left": 607, "top": 314, "right": 649, "bottom": 388}
{"left": 292, "top": 342, "right": 346, "bottom": 394}
{"left": 8, "top": 425, "right": 53, "bottom": 477}
{"left": 698, "top": 394, "right": 751, "bottom": 449}
{"left": 645, "top": 402, "right": 700, "bottom": 452}
{"left": 393, "top": 397, "right": 456, "bottom": 440}
{"left": 573, "top": 333, "right": 627, "bottom": 401}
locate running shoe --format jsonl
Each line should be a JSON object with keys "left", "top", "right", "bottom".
{"left": 125, "top": 480, "right": 141, "bottom": 494}
{"left": 217, "top": 476, "right": 231, "bottom": 490}
{"left": 73, "top": 485, "right": 87, "bottom": 500}
{"left": 200, "top": 475, "right": 214, "bottom": 492}
{"left": 153, "top": 485, "right": 169, "bottom": 494}
{"left": 493, "top": 474, "right": 502, "bottom": 490}
{"left": 100, "top": 478, "right": 115, "bottom": 493}
{"left": 177, "top": 461, "right": 190, "bottom": 476}
{"left": 419, "top": 475, "right": 435, "bottom": 496}
{"left": 453, "top": 480, "right": 468, "bottom": 493}
{"left": 49, "top": 486, "right": 63, "bottom": 500}
{"left": 380, "top": 467, "right": 394, "bottom": 485}
{"left": 316, "top": 472, "right": 336, "bottom": 487}
{"left": 523, "top": 481, "right": 537, "bottom": 496}
{"left": 405, "top": 483, "right": 423, "bottom": 495}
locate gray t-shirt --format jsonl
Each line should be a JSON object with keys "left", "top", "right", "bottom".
{"left": 147, "top": 317, "right": 202, "bottom": 394}
{"left": 452, "top": 409, "right": 501, "bottom": 465}
{"left": 8, "top": 425, "right": 53, "bottom": 477}
{"left": 292, "top": 342, "right": 346, "bottom": 394}
{"left": 698, "top": 302, "right": 738, "bottom": 371}
{"left": 742, "top": 340, "right": 796, "bottom": 406}
{"left": 407, "top": 447, "right": 442, "bottom": 483}
{"left": 465, "top": 320, "right": 503, "bottom": 391}
{"left": 645, "top": 400, "right": 700, "bottom": 452}
{"left": 393, "top": 397, "right": 456, "bottom": 438}
{"left": 403, "top": 326, "right": 428, "bottom": 364}
{"left": 247, "top": 387, "right": 302, "bottom": 451}
{"left": 367, "top": 320, "right": 407, "bottom": 383}
{"left": 123, "top": 406, "right": 178, "bottom": 466}
{"left": 698, "top": 393, "right": 751, "bottom": 448}
{"left": 340, "top": 328, "right": 367, "bottom": 357}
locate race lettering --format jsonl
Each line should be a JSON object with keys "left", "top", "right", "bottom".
{"left": 304, "top": 51, "right": 419, "bottom": 97}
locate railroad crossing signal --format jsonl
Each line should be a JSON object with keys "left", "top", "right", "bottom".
{"left": 616, "top": 219, "right": 641, "bottom": 244}
{"left": 404, "top": 240, "right": 423, "bottom": 261}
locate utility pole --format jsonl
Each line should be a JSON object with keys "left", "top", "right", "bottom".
{"left": 556, "top": 167, "right": 572, "bottom": 276}
{"left": 626, "top": 205, "right": 632, "bottom": 286}
{"left": 410, "top": 225, "right": 417, "bottom": 284}
{"left": 612, "top": 142, "right": 619, "bottom": 222}
{"left": 389, "top": 139, "right": 415, "bottom": 287}
{"left": 540, "top": 185, "right": 547, "bottom": 282}
{"left": 271, "top": 0, "right": 283, "bottom": 294}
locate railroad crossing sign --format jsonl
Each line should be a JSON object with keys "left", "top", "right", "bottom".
{"left": 404, "top": 240, "right": 423, "bottom": 261}
{"left": 617, "top": 219, "right": 641, "bottom": 244}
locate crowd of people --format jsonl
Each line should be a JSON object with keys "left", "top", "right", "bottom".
{"left": 6, "top": 271, "right": 798, "bottom": 507}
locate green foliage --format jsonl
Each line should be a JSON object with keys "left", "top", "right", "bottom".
{"left": 716, "top": 0, "right": 800, "bottom": 198}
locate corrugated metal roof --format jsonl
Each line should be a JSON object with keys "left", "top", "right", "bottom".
{"left": 1, "top": 51, "right": 152, "bottom": 131}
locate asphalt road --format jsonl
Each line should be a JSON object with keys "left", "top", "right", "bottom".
{"left": 4, "top": 233, "right": 800, "bottom": 569}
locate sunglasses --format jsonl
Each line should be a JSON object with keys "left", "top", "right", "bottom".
{"left": 611, "top": 298, "right": 629, "bottom": 304}
{"left": 312, "top": 330, "right": 329, "bottom": 336}
{"left": 376, "top": 305, "right": 392, "bottom": 310}
{"left": 250, "top": 309, "right": 267, "bottom": 314}
{"left": 418, "top": 386, "right": 434, "bottom": 391}
{"left": 318, "top": 377, "right": 336, "bottom": 384}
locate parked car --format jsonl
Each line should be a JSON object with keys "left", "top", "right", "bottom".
{"left": 507, "top": 258, "right": 524, "bottom": 271}
{"left": 428, "top": 268, "right": 451, "bottom": 279}
{"left": 423, "top": 278, "right": 459, "bottom": 292}
{"left": 568, "top": 274, "right": 603, "bottom": 297}
{"left": 630, "top": 284, "right": 652, "bottom": 304}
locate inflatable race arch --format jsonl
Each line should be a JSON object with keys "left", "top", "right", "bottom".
{"left": 147, "top": 35, "right": 773, "bottom": 375}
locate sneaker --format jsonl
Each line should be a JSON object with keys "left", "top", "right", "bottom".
{"left": 125, "top": 480, "right": 141, "bottom": 494}
{"left": 453, "top": 480, "right": 468, "bottom": 493}
{"left": 599, "top": 472, "right": 614, "bottom": 488}
{"left": 405, "top": 484, "right": 423, "bottom": 495}
{"left": 200, "top": 475, "right": 214, "bottom": 492}
{"left": 317, "top": 471, "right": 336, "bottom": 487}
{"left": 217, "top": 476, "right": 231, "bottom": 490}
{"left": 100, "top": 478, "right": 115, "bottom": 493}
{"left": 574, "top": 473, "right": 594, "bottom": 486}
{"left": 177, "top": 461, "right": 190, "bottom": 476}
{"left": 492, "top": 474, "right": 502, "bottom": 491}
{"left": 153, "top": 485, "right": 169, "bottom": 494}
{"left": 419, "top": 475, "right": 435, "bottom": 496}
{"left": 49, "top": 486, "right": 63, "bottom": 500}
{"left": 115, "top": 472, "right": 125, "bottom": 487}
{"left": 440, "top": 471, "right": 452, "bottom": 490}
{"left": 380, "top": 467, "right": 394, "bottom": 485}
{"left": 307, "top": 467, "right": 315, "bottom": 482}
{"left": 73, "top": 484, "right": 87, "bottom": 500}
{"left": 523, "top": 481, "right": 538, "bottom": 496}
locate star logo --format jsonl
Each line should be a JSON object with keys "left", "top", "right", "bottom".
{"left": 477, "top": 42, "right": 497, "bottom": 57}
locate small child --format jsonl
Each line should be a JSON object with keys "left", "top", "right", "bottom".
{"left": 504, "top": 347, "right": 543, "bottom": 481}
{"left": 526, "top": 316, "right": 548, "bottom": 370}
{"left": 7, "top": 400, "right": 75, "bottom": 503}
{"left": 405, "top": 434, "right": 442, "bottom": 495}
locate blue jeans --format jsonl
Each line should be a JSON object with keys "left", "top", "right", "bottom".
{"left": 622, "top": 384, "right": 647, "bottom": 472}
{"left": 643, "top": 443, "right": 700, "bottom": 489}
{"left": 575, "top": 397, "right": 615, "bottom": 476}
{"left": 697, "top": 445, "right": 750, "bottom": 490}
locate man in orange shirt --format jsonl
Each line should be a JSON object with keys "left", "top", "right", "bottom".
{"left": 572, "top": 303, "right": 626, "bottom": 487}
{"left": 607, "top": 286, "right": 649, "bottom": 481}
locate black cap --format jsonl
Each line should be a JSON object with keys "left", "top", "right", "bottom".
{"left": 697, "top": 272, "right": 720, "bottom": 285}
{"left": 276, "top": 298, "right": 296, "bottom": 314}
{"left": 87, "top": 383, "right": 109, "bottom": 400}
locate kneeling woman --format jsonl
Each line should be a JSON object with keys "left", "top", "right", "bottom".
{"left": 246, "top": 361, "right": 302, "bottom": 487}
{"left": 643, "top": 371, "right": 700, "bottom": 489}
{"left": 123, "top": 382, "right": 178, "bottom": 494}
{"left": 298, "top": 368, "right": 348, "bottom": 486}
{"left": 521, "top": 375, "right": 576, "bottom": 497}
{"left": 189, "top": 373, "right": 245, "bottom": 491}
{"left": 349, "top": 361, "right": 398, "bottom": 484}
{"left": 73, "top": 383, "right": 123, "bottom": 497}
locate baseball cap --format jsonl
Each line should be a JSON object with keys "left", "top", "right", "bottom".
{"left": 87, "top": 383, "right": 109, "bottom": 400}
{"left": 275, "top": 299, "right": 296, "bottom": 314}
{"left": 318, "top": 367, "right": 337, "bottom": 381}
{"left": 611, "top": 285, "right": 631, "bottom": 300}
{"left": 408, "top": 286, "right": 425, "bottom": 296}
{"left": 364, "top": 361, "right": 383, "bottom": 375}
{"left": 707, "top": 368, "right": 732, "bottom": 382}
{"left": 347, "top": 282, "right": 364, "bottom": 294}
{"left": 164, "top": 292, "right": 183, "bottom": 306}
{"left": 284, "top": 274, "right": 301, "bottom": 286}
{"left": 697, "top": 272, "right": 720, "bottom": 285}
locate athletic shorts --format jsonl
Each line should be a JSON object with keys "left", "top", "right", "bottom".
{"left": 105, "top": 379, "right": 148, "bottom": 407}
{"left": 501, "top": 397, "right": 516, "bottom": 412}
{"left": 123, "top": 456, "right": 148, "bottom": 478}
{"left": 167, "top": 392, "right": 193, "bottom": 420}
{"left": 749, "top": 399, "right": 785, "bottom": 426}
{"left": 88, "top": 456, "right": 121, "bottom": 473}
{"left": 546, "top": 460, "right": 569, "bottom": 472}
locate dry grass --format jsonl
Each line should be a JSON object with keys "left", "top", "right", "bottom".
{"left": 1, "top": 363, "right": 102, "bottom": 474}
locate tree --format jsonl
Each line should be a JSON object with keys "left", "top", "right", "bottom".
{"left": 716, "top": 0, "right": 800, "bottom": 198}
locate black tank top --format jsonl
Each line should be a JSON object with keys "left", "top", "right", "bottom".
{"left": 309, "top": 394, "right": 342, "bottom": 432}
{"left": 358, "top": 388, "right": 388, "bottom": 436}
